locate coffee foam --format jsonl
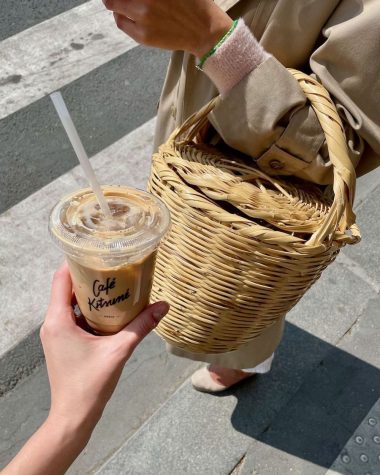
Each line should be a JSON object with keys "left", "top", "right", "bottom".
{"left": 65, "top": 191, "right": 150, "bottom": 234}
{"left": 50, "top": 186, "right": 170, "bottom": 261}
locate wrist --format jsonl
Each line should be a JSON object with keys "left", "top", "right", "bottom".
{"left": 47, "top": 407, "right": 101, "bottom": 443}
{"left": 197, "top": 19, "right": 238, "bottom": 70}
{"left": 192, "top": 12, "right": 233, "bottom": 58}
{"left": 200, "top": 19, "right": 270, "bottom": 95}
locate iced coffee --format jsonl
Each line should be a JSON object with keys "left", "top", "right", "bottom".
{"left": 49, "top": 186, "right": 170, "bottom": 334}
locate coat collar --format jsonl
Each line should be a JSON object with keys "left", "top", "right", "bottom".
{"left": 214, "top": 0, "right": 241, "bottom": 12}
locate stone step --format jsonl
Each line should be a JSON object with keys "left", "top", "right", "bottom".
{"left": 93, "top": 183, "right": 380, "bottom": 475}
{"left": 1, "top": 255, "right": 378, "bottom": 474}
{"left": 0, "top": 0, "right": 168, "bottom": 397}
{"left": 327, "top": 398, "right": 380, "bottom": 475}
{"left": 1, "top": 144, "right": 379, "bottom": 475}
{"left": 0, "top": 0, "right": 137, "bottom": 119}
{"left": 0, "top": 44, "right": 168, "bottom": 214}
{"left": 0, "top": 117, "right": 157, "bottom": 396}
{"left": 93, "top": 205, "right": 380, "bottom": 475}
{"left": 0, "top": 0, "right": 88, "bottom": 41}
{"left": 238, "top": 297, "right": 380, "bottom": 475}
{"left": 0, "top": 332, "right": 200, "bottom": 474}
{"left": 94, "top": 294, "right": 380, "bottom": 475}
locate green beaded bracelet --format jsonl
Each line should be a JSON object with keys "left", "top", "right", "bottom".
{"left": 197, "top": 19, "right": 239, "bottom": 70}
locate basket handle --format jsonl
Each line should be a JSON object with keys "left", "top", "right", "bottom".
{"left": 168, "top": 69, "right": 361, "bottom": 246}
{"left": 167, "top": 96, "right": 220, "bottom": 144}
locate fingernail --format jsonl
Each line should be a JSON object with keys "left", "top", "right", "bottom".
{"left": 152, "top": 302, "right": 169, "bottom": 322}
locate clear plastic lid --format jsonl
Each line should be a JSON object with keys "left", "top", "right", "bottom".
{"left": 49, "top": 186, "right": 170, "bottom": 259}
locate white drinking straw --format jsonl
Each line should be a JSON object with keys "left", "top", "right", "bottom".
{"left": 50, "top": 91, "right": 112, "bottom": 219}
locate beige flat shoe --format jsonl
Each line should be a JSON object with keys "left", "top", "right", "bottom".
{"left": 191, "top": 366, "right": 254, "bottom": 394}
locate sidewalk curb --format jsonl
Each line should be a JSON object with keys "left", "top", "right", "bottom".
{"left": 0, "top": 328, "right": 44, "bottom": 397}
{"left": 0, "top": 119, "right": 157, "bottom": 398}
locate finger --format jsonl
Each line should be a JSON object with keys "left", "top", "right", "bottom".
{"left": 103, "top": 0, "right": 140, "bottom": 20}
{"left": 114, "top": 301, "right": 170, "bottom": 351}
{"left": 47, "top": 263, "right": 73, "bottom": 318}
{"left": 114, "top": 13, "right": 144, "bottom": 41}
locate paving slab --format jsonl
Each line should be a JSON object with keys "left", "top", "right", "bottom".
{"left": 1, "top": 110, "right": 379, "bottom": 475}
{"left": 94, "top": 168, "right": 379, "bottom": 475}
{"left": 0, "top": 332, "right": 199, "bottom": 474}
{"left": 327, "top": 398, "right": 380, "bottom": 475}
{"left": 285, "top": 257, "right": 376, "bottom": 345}
{"left": 0, "top": 45, "right": 168, "bottom": 213}
{"left": 0, "top": 118, "right": 155, "bottom": 395}
{"left": 239, "top": 442, "right": 322, "bottom": 475}
{"left": 96, "top": 378, "right": 248, "bottom": 475}
{"left": 238, "top": 296, "right": 380, "bottom": 475}
{"left": 354, "top": 166, "right": 380, "bottom": 209}
{"left": 0, "top": 0, "right": 88, "bottom": 41}
{"left": 0, "top": 1, "right": 137, "bottom": 119}
{"left": 95, "top": 262, "right": 377, "bottom": 475}
{"left": 342, "top": 184, "right": 380, "bottom": 291}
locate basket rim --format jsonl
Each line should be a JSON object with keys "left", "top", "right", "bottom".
{"left": 151, "top": 142, "right": 345, "bottom": 253}
{"left": 161, "top": 69, "right": 361, "bottom": 248}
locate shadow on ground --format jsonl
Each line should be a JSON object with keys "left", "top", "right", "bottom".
{"left": 218, "top": 321, "right": 380, "bottom": 470}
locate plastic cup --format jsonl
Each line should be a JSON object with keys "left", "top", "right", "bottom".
{"left": 49, "top": 186, "right": 170, "bottom": 335}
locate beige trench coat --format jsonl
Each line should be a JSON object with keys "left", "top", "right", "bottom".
{"left": 153, "top": 0, "right": 380, "bottom": 368}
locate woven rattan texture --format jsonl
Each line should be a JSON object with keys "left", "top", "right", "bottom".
{"left": 149, "top": 70, "right": 360, "bottom": 354}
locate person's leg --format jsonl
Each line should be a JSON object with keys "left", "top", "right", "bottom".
{"left": 241, "top": 352, "right": 275, "bottom": 374}
{"left": 192, "top": 353, "right": 274, "bottom": 393}
{"left": 166, "top": 317, "right": 285, "bottom": 392}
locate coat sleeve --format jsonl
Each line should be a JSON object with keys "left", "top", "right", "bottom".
{"left": 209, "top": 0, "right": 380, "bottom": 185}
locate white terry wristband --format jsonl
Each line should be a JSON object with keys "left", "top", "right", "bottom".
{"left": 202, "top": 18, "right": 271, "bottom": 96}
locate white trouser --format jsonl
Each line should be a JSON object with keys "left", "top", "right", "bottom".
{"left": 242, "top": 353, "right": 274, "bottom": 374}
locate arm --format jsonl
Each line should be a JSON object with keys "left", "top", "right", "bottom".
{"left": 200, "top": 19, "right": 270, "bottom": 96}
{"left": 208, "top": 0, "right": 380, "bottom": 184}
{"left": 103, "top": 0, "right": 380, "bottom": 185}
{"left": 102, "top": 0, "right": 233, "bottom": 58}
{"left": 1, "top": 416, "right": 95, "bottom": 475}
{"left": 2, "top": 264, "right": 169, "bottom": 475}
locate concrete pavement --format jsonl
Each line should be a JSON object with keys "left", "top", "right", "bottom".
{"left": 94, "top": 177, "right": 380, "bottom": 473}
{"left": 1, "top": 2, "right": 379, "bottom": 473}
{"left": 0, "top": 118, "right": 157, "bottom": 395}
{"left": 1, "top": 175, "right": 379, "bottom": 474}
{"left": 0, "top": 0, "right": 88, "bottom": 41}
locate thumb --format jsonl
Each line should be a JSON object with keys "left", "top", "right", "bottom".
{"left": 47, "top": 262, "right": 73, "bottom": 314}
{"left": 115, "top": 301, "right": 170, "bottom": 351}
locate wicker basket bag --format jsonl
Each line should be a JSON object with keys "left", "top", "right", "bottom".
{"left": 148, "top": 69, "right": 361, "bottom": 354}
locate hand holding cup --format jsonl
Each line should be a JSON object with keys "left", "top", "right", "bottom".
{"left": 103, "top": 0, "right": 233, "bottom": 57}
{"left": 41, "top": 263, "right": 169, "bottom": 425}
